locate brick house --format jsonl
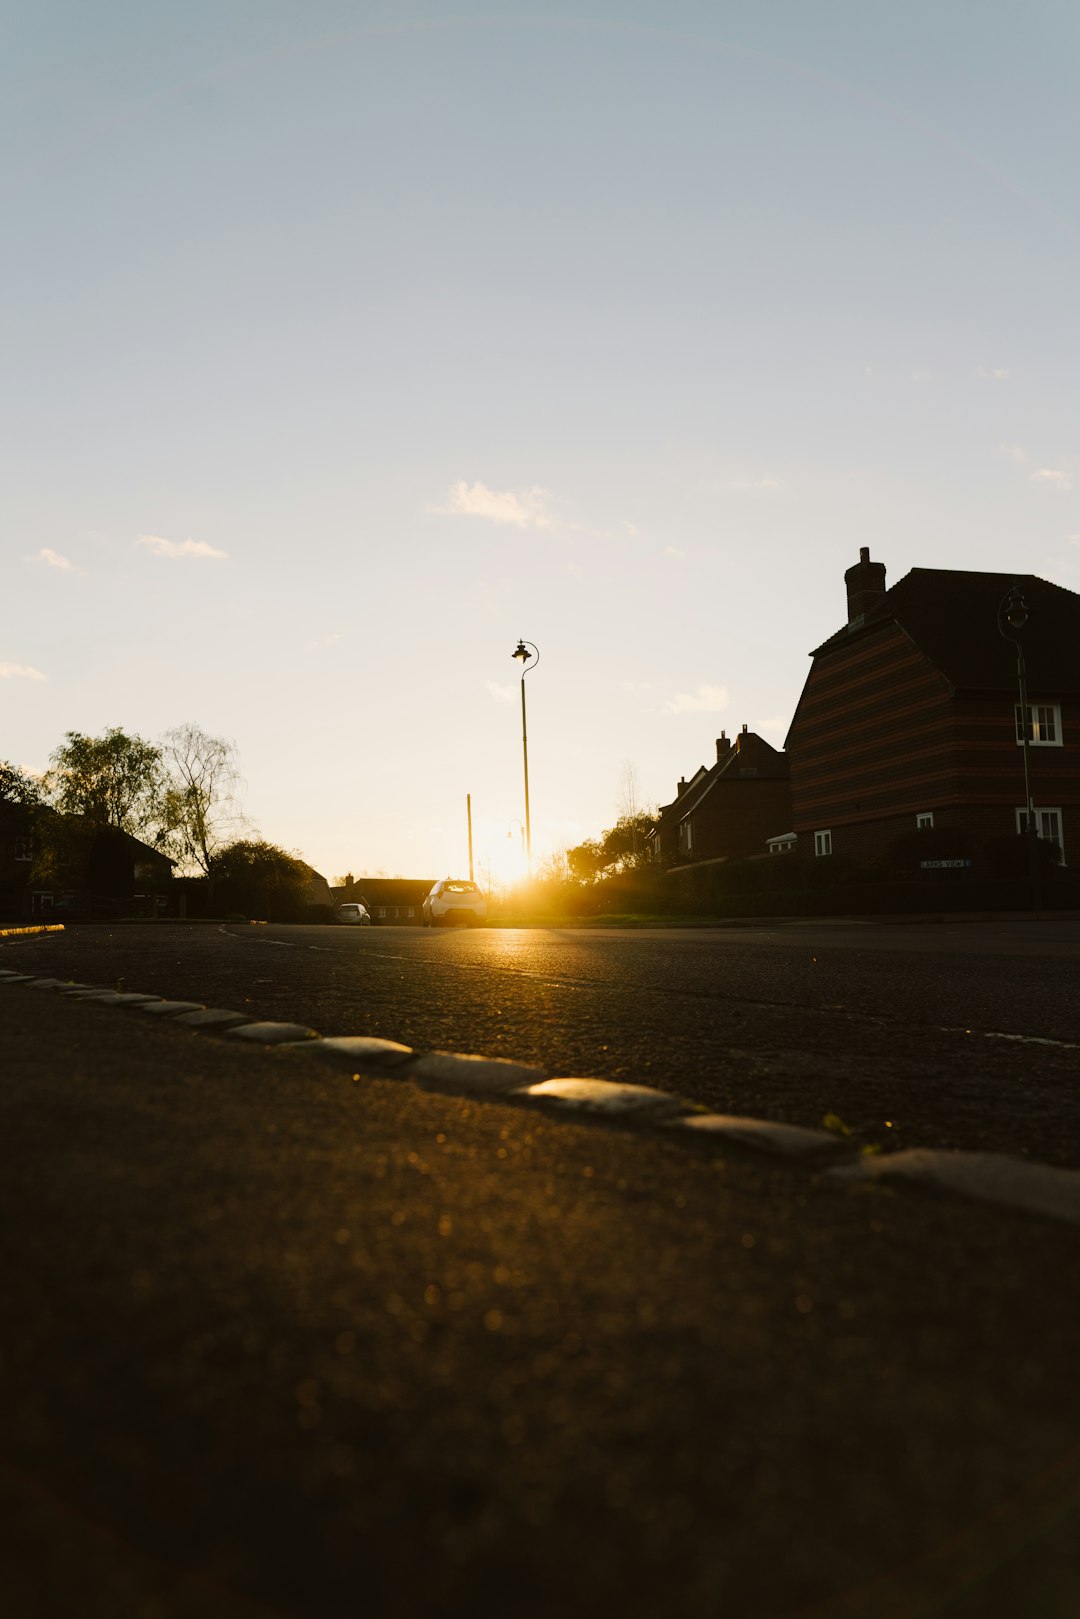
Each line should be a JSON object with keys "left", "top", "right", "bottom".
{"left": 0, "top": 798, "right": 36, "bottom": 920}
{"left": 0, "top": 803, "right": 174, "bottom": 919}
{"left": 786, "top": 550, "right": 1080, "bottom": 867}
{"left": 649, "top": 727, "right": 793, "bottom": 867}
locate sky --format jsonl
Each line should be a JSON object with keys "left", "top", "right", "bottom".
{"left": 6, "top": 1, "right": 1079, "bottom": 886}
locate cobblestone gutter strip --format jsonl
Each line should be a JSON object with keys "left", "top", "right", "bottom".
{"left": 4, "top": 968, "right": 1080, "bottom": 1228}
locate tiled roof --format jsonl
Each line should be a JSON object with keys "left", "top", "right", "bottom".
{"left": 812, "top": 569, "right": 1080, "bottom": 692}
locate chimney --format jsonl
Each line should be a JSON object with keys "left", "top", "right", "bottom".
{"left": 716, "top": 731, "right": 730, "bottom": 762}
{"left": 736, "top": 726, "right": 758, "bottom": 771}
{"left": 677, "top": 775, "right": 688, "bottom": 796}
{"left": 844, "top": 547, "right": 887, "bottom": 624}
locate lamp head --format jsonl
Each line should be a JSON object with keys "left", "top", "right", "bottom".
{"left": 1006, "top": 596, "right": 1028, "bottom": 631}
{"left": 511, "top": 639, "right": 532, "bottom": 665}
{"left": 998, "top": 585, "right": 1030, "bottom": 635}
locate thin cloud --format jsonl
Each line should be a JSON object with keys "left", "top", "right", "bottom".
{"left": 35, "top": 547, "right": 85, "bottom": 574}
{"left": 0, "top": 662, "right": 45, "bottom": 680}
{"left": 1031, "top": 469, "right": 1073, "bottom": 491}
{"left": 486, "top": 680, "right": 515, "bottom": 704}
{"left": 663, "top": 545, "right": 686, "bottom": 559}
{"left": 308, "top": 633, "right": 342, "bottom": 651}
{"left": 978, "top": 366, "right": 1010, "bottom": 381}
{"left": 136, "top": 534, "right": 228, "bottom": 560}
{"left": 998, "top": 445, "right": 1030, "bottom": 468}
{"left": 663, "top": 684, "right": 730, "bottom": 716}
{"left": 910, "top": 368, "right": 933, "bottom": 382}
{"left": 435, "top": 481, "right": 553, "bottom": 529}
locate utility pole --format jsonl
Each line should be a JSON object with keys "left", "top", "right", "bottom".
{"left": 466, "top": 794, "right": 474, "bottom": 882}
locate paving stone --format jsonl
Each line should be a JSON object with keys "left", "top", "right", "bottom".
{"left": 172, "top": 1008, "right": 255, "bottom": 1030}
{"left": 827, "top": 1147, "right": 1080, "bottom": 1227}
{"left": 25, "top": 978, "right": 76, "bottom": 990}
{"left": 668, "top": 1113, "right": 858, "bottom": 1160}
{"left": 0, "top": 974, "right": 36, "bottom": 983}
{"left": 307, "top": 1036, "right": 416, "bottom": 1069}
{"left": 407, "top": 1051, "right": 548, "bottom": 1094}
{"left": 135, "top": 1000, "right": 207, "bottom": 1017}
{"left": 513, "top": 1076, "right": 690, "bottom": 1119}
{"left": 224, "top": 1020, "right": 319, "bottom": 1045}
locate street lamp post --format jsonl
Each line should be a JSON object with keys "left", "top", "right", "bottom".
{"left": 997, "top": 585, "right": 1040, "bottom": 909}
{"left": 511, "top": 639, "right": 538, "bottom": 873}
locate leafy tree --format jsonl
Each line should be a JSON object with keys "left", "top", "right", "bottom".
{"left": 565, "top": 812, "right": 658, "bottom": 883}
{"left": 566, "top": 839, "right": 605, "bottom": 883}
{"left": 0, "top": 761, "right": 43, "bottom": 805}
{"left": 599, "top": 810, "right": 658, "bottom": 873}
{"left": 161, "top": 723, "right": 245, "bottom": 877}
{"left": 212, "top": 839, "right": 311, "bottom": 921}
{"left": 47, "top": 728, "right": 166, "bottom": 844}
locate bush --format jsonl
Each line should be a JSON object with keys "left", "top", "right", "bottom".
{"left": 212, "top": 839, "right": 311, "bottom": 922}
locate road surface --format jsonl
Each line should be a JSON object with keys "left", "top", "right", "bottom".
{"left": 12, "top": 918, "right": 1080, "bottom": 1166}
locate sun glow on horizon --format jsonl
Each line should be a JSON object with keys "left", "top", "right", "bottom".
{"left": 473, "top": 821, "right": 529, "bottom": 894}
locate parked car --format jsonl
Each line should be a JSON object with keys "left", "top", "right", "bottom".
{"left": 421, "top": 879, "right": 487, "bottom": 927}
{"left": 336, "top": 902, "right": 371, "bottom": 926}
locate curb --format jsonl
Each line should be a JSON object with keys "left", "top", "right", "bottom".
{"left": 3, "top": 967, "right": 1079, "bottom": 1228}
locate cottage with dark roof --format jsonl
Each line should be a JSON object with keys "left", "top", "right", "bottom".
{"left": 786, "top": 549, "right": 1080, "bottom": 867}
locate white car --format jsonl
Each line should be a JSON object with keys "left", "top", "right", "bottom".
{"left": 337, "top": 902, "right": 371, "bottom": 926}
{"left": 421, "top": 880, "right": 487, "bottom": 927}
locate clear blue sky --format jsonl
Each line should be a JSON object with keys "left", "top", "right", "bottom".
{"left": 6, "top": 2, "right": 1079, "bottom": 883}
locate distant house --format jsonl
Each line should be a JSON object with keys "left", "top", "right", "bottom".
{"left": 786, "top": 549, "right": 1080, "bottom": 866}
{"left": 298, "top": 863, "right": 335, "bottom": 911}
{"left": 649, "top": 727, "right": 792, "bottom": 867}
{"left": 334, "top": 876, "right": 434, "bottom": 924}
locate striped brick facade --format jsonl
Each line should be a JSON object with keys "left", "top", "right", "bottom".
{"left": 788, "top": 561, "right": 1080, "bottom": 867}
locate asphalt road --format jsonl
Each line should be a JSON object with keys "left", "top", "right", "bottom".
{"left": 2, "top": 983, "right": 1079, "bottom": 1619}
{"left": 12, "top": 918, "right": 1080, "bottom": 1167}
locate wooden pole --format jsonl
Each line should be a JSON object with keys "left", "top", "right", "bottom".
{"left": 467, "top": 793, "right": 474, "bottom": 882}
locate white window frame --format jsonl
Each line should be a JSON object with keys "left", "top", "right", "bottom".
{"left": 916, "top": 812, "right": 934, "bottom": 830}
{"left": 1015, "top": 702, "right": 1062, "bottom": 747}
{"left": 814, "top": 829, "right": 832, "bottom": 857}
{"left": 1016, "top": 806, "right": 1065, "bottom": 864}
{"left": 14, "top": 836, "right": 33, "bottom": 861}
{"left": 679, "top": 818, "right": 694, "bottom": 854}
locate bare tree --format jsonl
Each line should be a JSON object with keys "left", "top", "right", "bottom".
{"left": 161, "top": 723, "right": 246, "bottom": 877}
{"left": 617, "top": 760, "right": 640, "bottom": 822}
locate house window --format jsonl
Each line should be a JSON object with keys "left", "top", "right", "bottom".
{"left": 679, "top": 819, "right": 694, "bottom": 854}
{"left": 1015, "top": 703, "right": 1062, "bottom": 746}
{"left": 1017, "top": 807, "right": 1065, "bottom": 863}
{"left": 916, "top": 812, "right": 934, "bottom": 830}
{"left": 14, "top": 837, "right": 33, "bottom": 861}
{"left": 814, "top": 829, "right": 832, "bottom": 857}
